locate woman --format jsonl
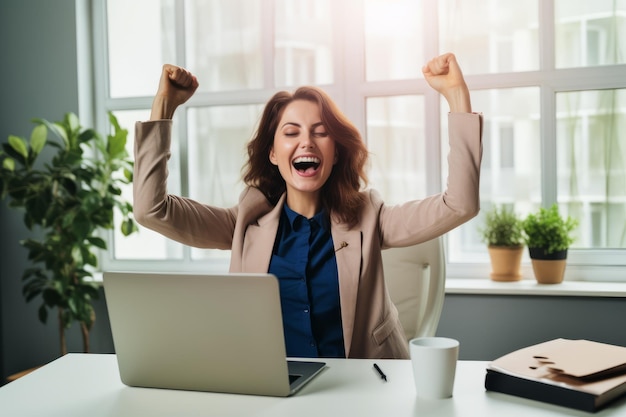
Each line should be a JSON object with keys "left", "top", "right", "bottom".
{"left": 133, "top": 53, "right": 482, "bottom": 359}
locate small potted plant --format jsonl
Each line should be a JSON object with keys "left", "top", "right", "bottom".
{"left": 479, "top": 206, "right": 524, "bottom": 281}
{"left": 522, "top": 204, "right": 578, "bottom": 284}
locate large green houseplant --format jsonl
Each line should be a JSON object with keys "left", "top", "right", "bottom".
{"left": 522, "top": 204, "right": 578, "bottom": 284}
{"left": 0, "top": 112, "right": 137, "bottom": 354}
{"left": 479, "top": 205, "right": 525, "bottom": 281}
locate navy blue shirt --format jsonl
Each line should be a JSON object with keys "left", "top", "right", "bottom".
{"left": 268, "top": 205, "right": 345, "bottom": 358}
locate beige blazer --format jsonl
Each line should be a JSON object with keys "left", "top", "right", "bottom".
{"left": 133, "top": 112, "right": 483, "bottom": 359}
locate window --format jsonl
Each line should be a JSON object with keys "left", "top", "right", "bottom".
{"left": 366, "top": 95, "right": 427, "bottom": 204}
{"left": 92, "top": 0, "right": 626, "bottom": 280}
{"left": 556, "top": 89, "right": 626, "bottom": 250}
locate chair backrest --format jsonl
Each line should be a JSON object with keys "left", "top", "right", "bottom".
{"left": 382, "top": 236, "right": 446, "bottom": 340}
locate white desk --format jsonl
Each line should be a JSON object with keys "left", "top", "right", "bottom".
{"left": 1, "top": 354, "right": 625, "bottom": 416}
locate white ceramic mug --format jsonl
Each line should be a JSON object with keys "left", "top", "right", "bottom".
{"left": 409, "top": 337, "right": 459, "bottom": 399}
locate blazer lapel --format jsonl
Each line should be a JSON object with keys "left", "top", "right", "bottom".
{"left": 241, "top": 195, "right": 284, "bottom": 273}
{"left": 331, "top": 221, "right": 362, "bottom": 357}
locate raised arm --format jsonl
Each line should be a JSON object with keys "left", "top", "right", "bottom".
{"left": 150, "top": 64, "right": 199, "bottom": 120}
{"left": 377, "top": 54, "right": 481, "bottom": 247}
{"left": 134, "top": 65, "right": 241, "bottom": 249}
{"left": 422, "top": 53, "right": 472, "bottom": 113}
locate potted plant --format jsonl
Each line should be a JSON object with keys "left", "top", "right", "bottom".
{"left": 0, "top": 112, "right": 137, "bottom": 354}
{"left": 479, "top": 206, "right": 524, "bottom": 281}
{"left": 522, "top": 204, "right": 578, "bottom": 284}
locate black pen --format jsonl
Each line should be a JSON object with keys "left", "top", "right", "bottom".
{"left": 373, "top": 363, "right": 387, "bottom": 382}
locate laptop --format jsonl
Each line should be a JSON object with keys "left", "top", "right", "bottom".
{"left": 103, "top": 271, "right": 326, "bottom": 397}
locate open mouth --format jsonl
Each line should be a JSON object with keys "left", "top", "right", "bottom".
{"left": 293, "top": 156, "right": 321, "bottom": 174}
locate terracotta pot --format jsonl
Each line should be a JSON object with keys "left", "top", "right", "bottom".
{"left": 528, "top": 248, "right": 568, "bottom": 284}
{"left": 488, "top": 246, "right": 524, "bottom": 282}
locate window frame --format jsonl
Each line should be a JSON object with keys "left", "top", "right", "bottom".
{"left": 88, "top": 0, "right": 626, "bottom": 281}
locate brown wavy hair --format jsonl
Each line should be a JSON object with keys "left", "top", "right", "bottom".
{"left": 243, "top": 86, "right": 369, "bottom": 226}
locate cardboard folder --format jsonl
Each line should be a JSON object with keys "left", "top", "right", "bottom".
{"left": 485, "top": 338, "right": 626, "bottom": 412}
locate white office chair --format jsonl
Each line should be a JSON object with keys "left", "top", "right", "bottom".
{"left": 382, "top": 236, "right": 446, "bottom": 340}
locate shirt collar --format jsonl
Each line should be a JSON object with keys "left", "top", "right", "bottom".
{"left": 283, "top": 204, "right": 330, "bottom": 232}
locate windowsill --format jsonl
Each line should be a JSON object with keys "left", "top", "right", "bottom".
{"left": 95, "top": 270, "right": 626, "bottom": 298}
{"left": 446, "top": 278, "right": 626, "bottom": 298}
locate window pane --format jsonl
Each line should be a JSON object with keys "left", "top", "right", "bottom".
{"left": 556, "top": 89, "right": 626, "bottom": 248}
{"left": 275, "top": 0, "right": 333, "bottom": 86}
{"left": 187, "top": 104, "right": 264, "bottom": 260}
{"left": 107, "top": 0, "right": 176, "bottom": 98}
{"left": 439, "top": 0, "right": 539, "bottom": 74}
{"left": 555, "top": 0, "right": 626, "bottom": 68}
{"left": 185, "top": 0, "right": 263, "bottom": 91}
{"left": 366, "top": 95, "right": 426, "bottom": 204}
{"left": 364, "top": 0, "right": 423, "bottom": 81}
{"left": 111, "top": 110, "right": 184, "bottom": 260}
{"left": 444, "top": 88, "right": 542, "bottom": 263}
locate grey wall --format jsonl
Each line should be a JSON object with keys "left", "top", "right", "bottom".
{"left": 0, "top": 0, "right": 625, "bottom": 386}
{"left": 437, "top": 294, "right": 626, "bottom": 361}
{"left": 0, "top": 0, "right": 113, "bottom": 385}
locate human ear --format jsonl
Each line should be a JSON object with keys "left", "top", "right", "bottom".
{"left": 269, "top": 146, "right": 278, "bottom": 166}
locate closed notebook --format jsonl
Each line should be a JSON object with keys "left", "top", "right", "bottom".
{"left": 485, "top": 338, "right": 626, "bottom": 413}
